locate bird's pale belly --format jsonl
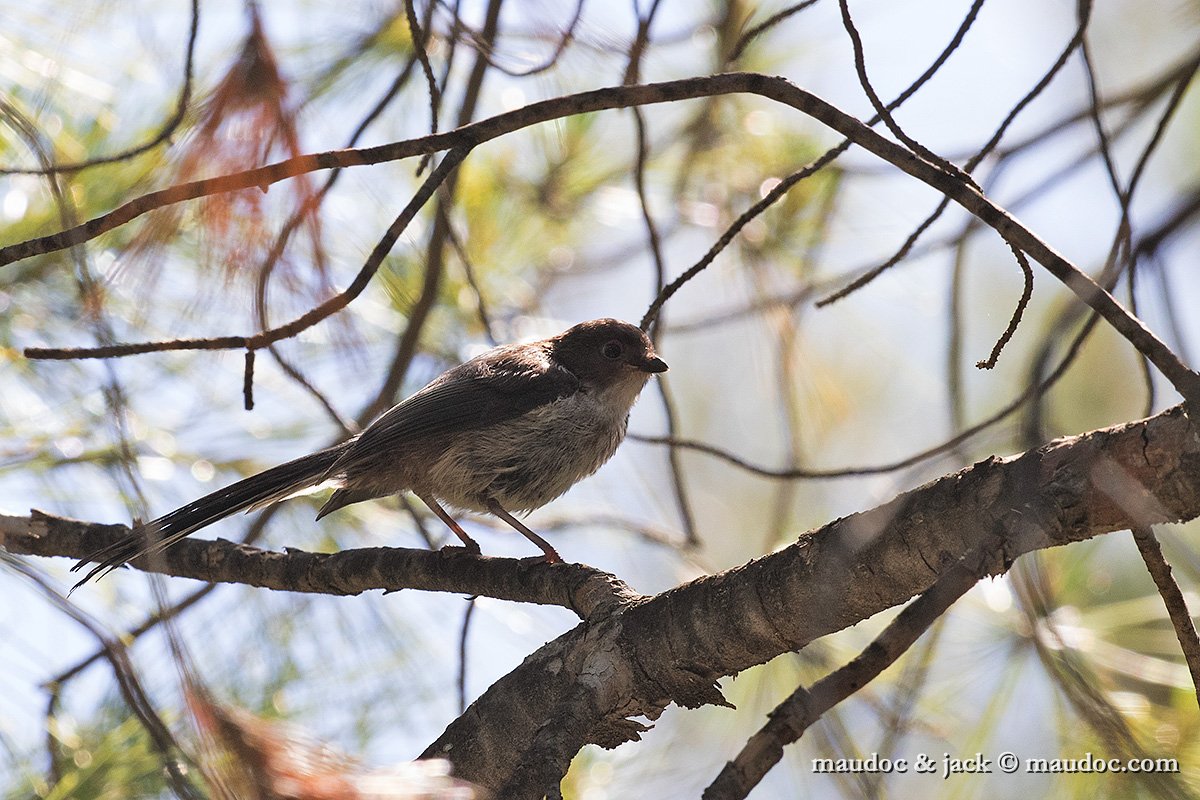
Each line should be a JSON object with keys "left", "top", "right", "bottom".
{"left": 420, "top": 394, "right": 628, "bottom": 513}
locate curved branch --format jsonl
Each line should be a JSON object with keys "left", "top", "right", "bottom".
{"left": 10, "top": 72, "right": 1194, "bottom": 399}
{"left": 25, "top": 148, "right": 468, "bottom": 361}
{"left": 9, "top": 407, "right": 1200, "bottom": 797}
{"left": 425, "top": 404, "right": 1200, "bottom": 796}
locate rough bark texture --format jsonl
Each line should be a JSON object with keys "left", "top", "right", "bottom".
{"left": 426, "top": 405, "right": 1200, "bottom": 796}
{"left": 0, "top": 515, "right": 638, "bottom": 619}
{"left": 7, "top": 405, "right": 1200, "bottom": 798}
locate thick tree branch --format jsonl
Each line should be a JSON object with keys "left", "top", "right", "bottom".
{"left": 0, "top": 512, "right": 638, "bottom": 620}
{"left": 703, "top": 550, "right": 987, "bottom": 799}
{"left": 425, "top": 404, "right": 1200, "bottom": 796}
{"left": 8, "top": 406, "right": 1200, "bottom": 798}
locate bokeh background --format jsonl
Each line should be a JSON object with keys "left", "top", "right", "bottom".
{"left": 4, "top": 0, "right": 1200, "bottom": 797}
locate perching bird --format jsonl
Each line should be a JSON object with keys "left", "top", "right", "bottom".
{"left": 73, "top": 318, "right": 667, "bottom": 585}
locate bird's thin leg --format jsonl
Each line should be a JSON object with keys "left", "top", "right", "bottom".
{"left": 485, "top": 499, "right": 563, "bottom": 564}
{"left": 414, "top": 491, "right": 481, "bottom": 555}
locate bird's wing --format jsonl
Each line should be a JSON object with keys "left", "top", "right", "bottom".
{"left": 328, "top": 345, "right": 580, "bottom": 473}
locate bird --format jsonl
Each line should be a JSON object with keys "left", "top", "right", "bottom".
{"left": 72, "top": 318, "right": 667, "bottom": 586}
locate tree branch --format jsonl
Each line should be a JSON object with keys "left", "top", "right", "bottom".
{"left": 9, "top": 406, "right": 1200, "bottom": 797}
{"left": 10, "top": 73, "right": 1195, "bottom": 400}
{"left": 0, "top": 512, "right": 638, "bottom": 621}
{"left": 24, "top": 148, "right": 469, "bottom": 361}
{"left": 423, "top": 404, "right": 1200, "bottom": 796}
{"left": 1130, "top": 525, "right": 1200, "bottom": 705}
{"left": 11, "top": 403, "right": 1200, "bottom": 800}
{"left": 702, "top": 549, "right": 986, "bottom": 799}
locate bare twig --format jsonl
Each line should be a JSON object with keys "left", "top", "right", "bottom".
{"left": 407, "top": 0, "right": 442, "bottom": 156}
{"left": 729, "top": 0, "right": 821, "bottom": 62}
{"left": 703, "top": 556, "right": 982, "bottom": 799}
{"left": 975, "top": 242, "right": 1034, "bottom": 369}
{"left": 837, "top": 0, "right": 975, "bottom": 186}
{"left": 458, "top": 597, "right": 478, "bottom": 713}
{"left": 25, "top": 149, "right": 469, "bottom": 361}
{"left": 631, "top": 301, "right": 1103, "bottom": 480}
{"left": 10, "top": 72, "right": 1197, "bottom": 400}
{"left": 3, "top": 555, "right": 202, "bottom": 800}
{"left": 816, "top": 0, "right": 1089, "bottom": 310}
{"left": 0, "top": 0, "right": 199, "bottom": 176}
{"left": 356, "top": 0, "right": 504, "bottom": 424}
{"left": 1130, "top": 526, "right": 1200, "bottom": 707}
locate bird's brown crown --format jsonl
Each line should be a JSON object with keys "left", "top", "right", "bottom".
{"left": 549, "top": 318, "right": 667, "bottom": 385}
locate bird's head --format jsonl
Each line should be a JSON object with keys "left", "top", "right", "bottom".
{"left": 550, "top": 318, "right": 667, "bottom": 405}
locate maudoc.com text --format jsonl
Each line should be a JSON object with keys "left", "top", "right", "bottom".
{"left": 811, "top": 752, "right": 1179, "bottom": 780}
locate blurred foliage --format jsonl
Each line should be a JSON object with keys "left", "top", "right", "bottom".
{"left": 4, "top": 0, "right": 1200, "bottom": 798}
{"left": 25, "top": 713, "right": 169, "bottom": 800}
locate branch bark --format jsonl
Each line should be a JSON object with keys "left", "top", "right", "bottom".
{"left": 11, "top": 402, "right": 1192, "bottom": 797}
{"left": 0, "top": 513, "right": 637, "bottom": 620}
{"left": 12, "top": 72, "right": 1197, "bottom": 401}
{"left": 425, "top": 405, "right": 1200, "bottom": 796}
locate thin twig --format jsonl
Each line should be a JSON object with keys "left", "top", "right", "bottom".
{"left": 837, "top": 0, "right": 975, "bottom": 186}
{"left": 25, "top": 149, "right": 469, "bottom": 361}
{"left": 645, "top": 0, "right": 985, "bottom": 324}
{"left": 3, "top": 555, "right": 202, "bottom": 800}
{"left": 407, "top": 0, "right": 442, "bottom": 175}
{"left": 816, "top": 0, "right": 1090, "bottom": 310}
{"left": 458, "top": 597, "right": 478, "bottom": 713}
{"left": 975, "top": 242, "right": 1034, "bottom": 369}
{"left": 0, "top": 0, "right": 200, "bottom": 176}
{"left": 631, "top": 302, "right": 1105, "bottom": 480}
{"left": 1130, "top": 526, "right": 1200, "bottom": 708}
{"left": 729, "top": 0, "right": 821, "bottom": 62}
{"left": 703, "top": 554, "right": 984, "bottom": 799}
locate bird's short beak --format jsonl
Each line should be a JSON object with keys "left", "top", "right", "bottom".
{"left": 641, "top": 355, "right": 668, "bottom": 373}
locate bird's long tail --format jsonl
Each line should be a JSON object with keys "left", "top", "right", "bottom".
{"left": 72, "top": 446, "right": 345, "bottom": 587}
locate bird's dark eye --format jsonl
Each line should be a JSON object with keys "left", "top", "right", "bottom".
{"left": 601, "top": 340, "right": 623, "bottom": 360}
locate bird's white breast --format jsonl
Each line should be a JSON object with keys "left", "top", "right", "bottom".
{"left": 424, "top": 372, "right": 650, "bottom": 513}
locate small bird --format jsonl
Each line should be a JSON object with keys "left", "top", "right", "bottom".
{"left": 73, "top": 318, "right": 667, "bottom": 586}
